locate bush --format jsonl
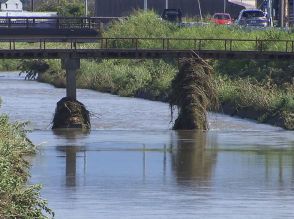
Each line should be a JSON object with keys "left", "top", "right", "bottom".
{"left": 0, "top": 115, "right": 54, "bottom": 218}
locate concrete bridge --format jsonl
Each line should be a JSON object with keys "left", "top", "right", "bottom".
{"left": 1, "top": 36, "right": 294, "bottom": 99}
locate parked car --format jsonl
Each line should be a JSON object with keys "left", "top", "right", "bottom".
{"left": 161, "top": 9, "right": 182, "bottom": 23}
{"left": 235, "top": 9, "right": 268, "bottom": 27}
{"left": 211, "top": 13, "right": 232, "bottom": 25}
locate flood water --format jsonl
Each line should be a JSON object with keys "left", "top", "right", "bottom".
{"left": 0, "top": 72, "right": 294, "bottom": 218}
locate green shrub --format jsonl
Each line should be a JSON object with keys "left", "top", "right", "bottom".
{"left": 0, "top": 115, "right": 54, "bottom": 218}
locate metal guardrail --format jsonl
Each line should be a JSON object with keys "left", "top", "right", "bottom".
{"left": 0, "top": 16, "right": 122, "bottom": 30}
{"left": 0, "top": 37, "right": 293, "bottom": 53}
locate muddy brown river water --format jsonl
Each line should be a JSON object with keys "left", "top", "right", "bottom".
{"left": 0, "top": 72, "right": 294, "bottom": 218}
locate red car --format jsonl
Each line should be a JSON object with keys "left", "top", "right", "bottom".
{"left": 211, "top": 13, "right": 232, "bottom": 25}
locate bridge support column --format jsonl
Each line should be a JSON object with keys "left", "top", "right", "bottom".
{"left": 52, "top": 57, "right": 90, "bottom": 129}
{"left": 62, "top": 57, "right": 80, "bottom": 100}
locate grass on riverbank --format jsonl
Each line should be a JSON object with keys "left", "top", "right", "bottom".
{"left": 15, "top": 11, "right": 294, "bottom": 129}
{"left": 0, "top": 109, "right": 54, "bottom": 218}
{"left": 216, "top": 76, "right": 294, "bottom": 129}
{"left": 30, "top": 57, "right": 294, "bottom": 129}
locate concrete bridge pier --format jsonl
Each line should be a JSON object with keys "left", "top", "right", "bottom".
{"left": 62, "top": 57, "right": 80, "bottom": 100}
{"left": 52, "top": 57, "right": 91, "bottom": 129}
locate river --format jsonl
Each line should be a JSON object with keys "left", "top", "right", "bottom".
{"left": 0, "top": 72, "right": 294, "bottom": 219}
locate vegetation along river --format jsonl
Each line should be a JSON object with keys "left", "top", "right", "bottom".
{"left": 0, "top": 72, "right": 294, "bottom": 219}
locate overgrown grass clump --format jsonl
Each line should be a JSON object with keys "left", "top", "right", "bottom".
{"left": 0, "top": 113, "right": 54, "bottom": 218}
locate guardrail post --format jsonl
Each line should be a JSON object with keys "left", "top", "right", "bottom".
{"left": 286, "top": 41, "right": 288, "bottom": 52}
{"left": 167, "top": 39, "right": 169, "bottom": 50}
{"left": 136, "top": 38, "right": 138, "bottom": 50}
{"left": 230, "top": 40, "right": 232, "bottom": 51}
{"left": 292, "top": 41, "right": 294, "bottom": 52}
{"left": 56, "top": 17, "right": 60, "bottom": 29}
{"left": 198, "top": 40, "right": 201, "bottom": 50}
{"left": 162, "top": 38, "right": 165, "bottom": 50}
{"left": 255, "top": 38, "right": 258, "bottom": 51}
{"left": 26, "top": 18, "right": 29, "bottom": 29}
{"left": 224, "top": 40, "right": 227, "bottom": 51}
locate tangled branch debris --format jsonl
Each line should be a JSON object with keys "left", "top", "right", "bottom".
{"left": 52, "top": 97, "right": 91, "bottom": 129}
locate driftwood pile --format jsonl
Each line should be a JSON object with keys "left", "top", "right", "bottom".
{"left": 52, "top": 97, "right": 91, "bottom": 129}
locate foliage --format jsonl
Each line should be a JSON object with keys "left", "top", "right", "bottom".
{"left": 57, "top": 0, "right": 84, "bottom": 17}
{"left": 216, "top": 75, "right": 294, "bottom": 129}
{"left": 103, "top": 10, "right": 176, "bottom": 38}
{"left": 215, "top": 60, "right": 294, "bottom": 86}
{"left": 0, "top": 60, "right": 19, "bottom": 71}
{"left": 0, "top": 115, "right": 54, "bottom": 218}
{"left": 18, "top": 60, "right": 50, "bottom": 80}
{"left": 36, "top": 0, "right": 84, "bottom": 16}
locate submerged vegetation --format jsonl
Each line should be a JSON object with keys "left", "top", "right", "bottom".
{"left": 17, "top": 10, "right": 294, "bottom": 129}
{"left": 0, "top": 110, "right": 54, "bottom": 218}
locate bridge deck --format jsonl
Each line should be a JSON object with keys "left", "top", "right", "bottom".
{"left": 0, "top": 37, "right": 294, "bottom": 59}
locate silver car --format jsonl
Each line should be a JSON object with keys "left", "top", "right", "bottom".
{"left": 236, "top": 9, "right": 268, "bottom": 27}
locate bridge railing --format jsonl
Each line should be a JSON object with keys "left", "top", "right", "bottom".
{"left": 93, "top": 37, "right": 294, "bottom": 53}
{"left": 0, "top": 37, "right": 293, "bottom": 53}
{"left": 0, "top": 17, "right": 122, "bottom": 31}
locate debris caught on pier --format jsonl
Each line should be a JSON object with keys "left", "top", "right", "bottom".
{"left": 18, "top": 59, "right": 49, "bottom": 80}
{"left": 169, "top": 56, "right": 218, "bottom": 130}
{"left": 52, "top": 97, "right": 91, "bottom": 129}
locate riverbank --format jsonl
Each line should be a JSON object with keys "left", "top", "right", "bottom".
{"left": 16, "top": 11, "right": 294, "bottom": 130}
{"left": 30, "top": 58, "right": 292, "bottom": 130}
{"left": 0, "top": 100, "right": 53, "bottom": 218}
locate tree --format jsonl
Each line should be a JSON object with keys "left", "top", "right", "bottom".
{"left": 35, "top": 0, "right": 84, "bottom": 16}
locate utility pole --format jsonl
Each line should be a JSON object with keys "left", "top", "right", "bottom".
{"left": 31, "top": 0, "right": 34, "bottom": 11}
{"left": 279, "top": 0, "right": 285, "bottom": 27}
{"left": 197, "top": 0, "right": 203, "bottom": 21}
{"left": 224, "top": 0, "right": 226, "bottom": 13}
{"left": 85, "top": 0, "right": 88, "bottom": 16}
{"left": 144, "top": 0, "right": 147, "bottom": 11}
{"left": 268, "top": 0, "right": 273, "bottom": 27}
{"left": 285, "top": 0, "right": 289, "bottom": 27}
{"left": 166, "top": 0, "right": 168, "bottom": 9}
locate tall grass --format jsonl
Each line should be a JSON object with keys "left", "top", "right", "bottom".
{"left": 0, "top": 115, "right": 54, "bottom": 218}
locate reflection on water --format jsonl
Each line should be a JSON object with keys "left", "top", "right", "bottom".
{"left": 27, "top": 129, "right": 294, "bottom": 219}
{"left": 171, "top": 131, "right": 217, "bottom": 187}
{"left": 53, "top": 129, "right": 90, "bottom": 187}
{"left": 1, "top": 72, "right": 294, "bottom": 218}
